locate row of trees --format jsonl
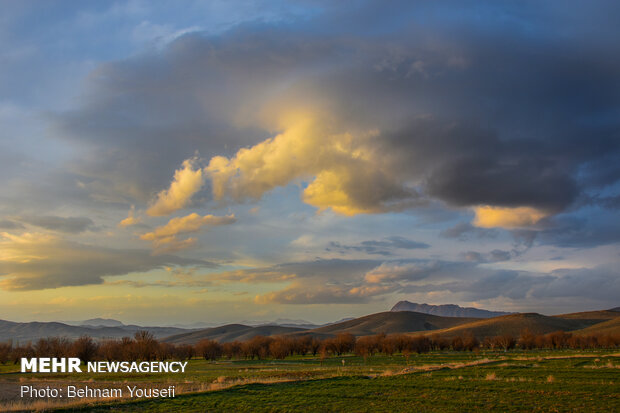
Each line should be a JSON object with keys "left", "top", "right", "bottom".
{"left": 1, "top": 330, "right": 618, "bottom": 364}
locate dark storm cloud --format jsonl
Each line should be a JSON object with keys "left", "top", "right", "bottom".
{"left": 48, "top": 1, "right": 620, "bottom": 231}
{"left": 327, "top": 236, "right": 429, "bottom": 256}
{"left": 19, "top": 215, "right": 96, "bottom": 233}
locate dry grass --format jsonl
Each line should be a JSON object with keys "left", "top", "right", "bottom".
{"left": 396, "top": 357, "right": 501, "bottom": 376}
{"left": 584, "top": 361, "right": 619, "bottom": 369}
{"left": 485, "top": 372, "right": 497, "bottom": 381}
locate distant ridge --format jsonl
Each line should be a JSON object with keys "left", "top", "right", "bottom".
{"left": 0, "top": 319, "right": 193, "bottom": 343}
{"left": 80, "top": 318, "right": 124, "bottom": 327}
{"left": 164, "top": 324, "right": 306, "bottom": 345}
{"left": 391, "top": 301, "right": 512, "bottom": 318}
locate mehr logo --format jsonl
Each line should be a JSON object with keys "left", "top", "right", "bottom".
{"left": 21, "top": 358, "right": 82, "bottom": 373}
{"left": 21, "top": 357, "right": 189, "bottom": 373}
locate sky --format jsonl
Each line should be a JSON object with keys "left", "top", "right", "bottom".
{"left": 1, "top": 0, "right": 619, "bottom": 325}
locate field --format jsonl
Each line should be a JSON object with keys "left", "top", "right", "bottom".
{"left": 1, "top": 350, "right": 618, "bottom": 412}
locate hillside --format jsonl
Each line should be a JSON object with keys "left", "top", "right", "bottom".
{"left": 0, "top": 319, "right": 191, "bottom": 343}
{"left": 554, "top": 310, "right": 620, "bottom": 321}
{"left": 299, "top": 311, "right": 479, "bottom": 337}
{"left": 391, "top": 301, "right": 511, "bottom": 318}
{"left": 572, "top": 317, "right": 620, "bottom": 336}
{"left": 422, "top": 313, "right": 605, "bottom": 340}
{"left": 163, "top": 324, "right": 307, "bottom": 344}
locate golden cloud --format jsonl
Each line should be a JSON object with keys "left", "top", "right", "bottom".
{"left": 140, "top": 213, "right": 236, "bottom": 253}
{"left": 473, "top": 205, "right": 549, "bottom": 229}
{"left": 118, "top": 205, "right": 140, "bottom": 228}
{"left": 147, "top": 159, "right": 204, "bottom": 216}
{"left": 254, "top": 282, "right": 396, "bottom": 304}
{"left": 205, "top": 114, "right": 411, "bottom": 215}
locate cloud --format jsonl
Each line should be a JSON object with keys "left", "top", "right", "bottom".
{"left": 399, "top": 265, "right": 620, "bottom": 305}
{"left": 327, "top": 236, "right": 429, "bottom": 256}
{"left": 533, "top": 211, "right": 620, "bottom": 248}
{"left": 0, "top": 219, "right": 24, "bottom": 230}
{"left": 140, "top": 212, "right": 236, "bottom": 253}
{"left": 364, "top": 261, "right": 451, "bottom": 284}
{"left": 49, "top": 3, "right": 620, "bottom": 231}
{"left": 473, "top": 206, "right": 549, "bottom": 229}
{"left": 104, "top": 267, "right": 214, "bottom": 289}
{"left": 211, "top": 258, "right": 448, "bottom": 304}
{"left": 530, "top": 266, "right": 620, "bottom": 302}
{"left": 118, "top": 205, "right": 140, "bottom": 228}
{"left": 203, "top": 268, "right": 296, "bottom": 284}
{"left": 207, "top": 259, "right": 380, "bottom": 284}
{"left": 205, "top": 115, "right": 417, "bottom": 215}
{"left": 255, "top": 282, "right": 398, "bottom": 305}
{"left": 19, "top": 215, "right": 96, "bottom": 233}
{"left": 440, "top": 222, "right": 499, "bottom": 240}
{"left": 0, "top": 232, "right": 213, "bottom": 290}
{"left": 462, "top": 249, "right": 512, "bottom": 263}
{"left": 147, "top": 158, "right": 204, "bottom": 216}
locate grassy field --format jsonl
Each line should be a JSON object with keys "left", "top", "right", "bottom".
{"left": 1, "top": 351, "right": 618, "bottom": 412}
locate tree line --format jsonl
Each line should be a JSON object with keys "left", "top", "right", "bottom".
{"left": 0, "top": 329, "right": 618, "bottom": 364}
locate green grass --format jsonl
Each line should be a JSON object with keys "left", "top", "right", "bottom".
{"left": 39, "top": 351, "right": 619, "bottom": 412}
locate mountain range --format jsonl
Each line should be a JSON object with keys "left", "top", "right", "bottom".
{"left": 163, "top": 308, "right": 620, "bottom": 345}
{"left": 0, "top": 319, "right": 191, "bottom": 343}
{"left": 391, "top": 301, "right": 512, "bottom": 318}
{"left": 2, "top": 304, "right": 618, "bottom": 344}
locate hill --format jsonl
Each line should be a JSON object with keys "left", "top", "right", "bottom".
{"left": 0, "top": 319, "right": 191, "bottom": 343}
{"left": 164, "top": 311, "right": 479, "bottom": 343}
{"left": 163, "top": 324, "right": 306, "bottom": 345}
{"left": 421, "top": 313, "right": 606, "bottom": 340}
{"left": 299, "top": 311, "right": 479, "bottom": 337}
{"left": 391, "top": 301, "right": 511, "bottom": 318}
{"left": 572, "top": 317, "right": 620, "bottom": 336}
{"left": 553, "top": 310, "right": 620, "bottom": 321}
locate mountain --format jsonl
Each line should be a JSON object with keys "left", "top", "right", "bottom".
{"left": 63, "top": 318, "right": 126, "bottom": 327}
{"left": 240, "top": 318, "right": 320, "bottom": 329}
{"left": 391, "top": 301, "right": 512, "bottom": 318}
{"left": 295, "top": 311, "right": 479, "bottom": 337}
{"left": 163, "top": 324, "right": 306, "bottom": 345}
{"left": 0, "top": 319, "right": 193, "bottom": 343}
{"left": 423, "top": 313, "right": 606, "bottom": 340}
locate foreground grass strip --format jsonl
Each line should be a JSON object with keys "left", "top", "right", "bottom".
{"left": 45, "top": 355, "right": 619, "bottom": 413}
